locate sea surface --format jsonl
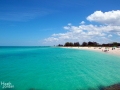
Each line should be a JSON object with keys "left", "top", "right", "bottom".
{"left": 0, "top": 46, "right": 120, "bottom": 90}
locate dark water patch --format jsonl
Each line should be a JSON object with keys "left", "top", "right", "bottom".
{"left": 98, "top": 85, "right": 106, "bottom": 90}
{"left": 0, "top": 55, "right": 8, "bottom": 59}
{"left": 103, "top": 83, "right": 120, "bottom": 90}
{"left": 3, "top": 88, "right": 15, "bottom": 90}
{"left": 29, "top": 88, "right": 44, "bottom": 90}
{"left": 76, "top": 83, "right": 120, "bottom": 90}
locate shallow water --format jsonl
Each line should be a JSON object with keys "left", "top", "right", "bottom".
{"left": 0, "top": 46, "right": 120, "bottom": 90}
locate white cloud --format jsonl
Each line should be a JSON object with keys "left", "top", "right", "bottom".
{"left": 108, "top": 34, "right": 112, "bottom": 37}
{"left": 68, "top": 23, "right": 72, "bottom": 26}
{"left": 44, "top": 10, "right": 120, "bottom": 45}
{"left": 79, "top": 24, "right": 120, "bottom": 32}
{"left": 44, "top": 37, "right": 58, "bottom": 42}
{"left": 117, "top": 32, "right": 120, "bottom": 36}
{"left": 44, "top": 24, "right": 120, "bottom": 44}
{"left": 80, "top": 21, "right": 85, "bottom": 24}
{"left": 87, "top": 10, "right": 120, "bottom": 25}
{"left": 63, "top": 26, "right": 70, "bottom": 30}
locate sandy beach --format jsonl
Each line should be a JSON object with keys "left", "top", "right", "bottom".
{"left": 62, "top": 47, "right": 120, "bottom": 56}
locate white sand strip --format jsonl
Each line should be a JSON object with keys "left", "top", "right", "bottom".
{"left": 61, "top": 47, "right": 120, "bottom": 56}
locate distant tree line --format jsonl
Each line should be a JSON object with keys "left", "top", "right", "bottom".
{"left": 63, "top": 42, "right": 80, "bottom": 46}
{"left": 57, "top": 41, "right": 120, "bottom": 47}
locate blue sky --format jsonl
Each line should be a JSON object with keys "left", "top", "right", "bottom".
{"left": 0, "top": 0, "right": 120, "bottom": 46}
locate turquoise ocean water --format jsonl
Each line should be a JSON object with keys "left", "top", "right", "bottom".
{"left": 0, "top": 46, "right": 120, "bottom": 90}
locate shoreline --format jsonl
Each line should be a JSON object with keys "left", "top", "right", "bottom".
{"left": 61, "top": 46, "right": 120, "bottom": 56}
